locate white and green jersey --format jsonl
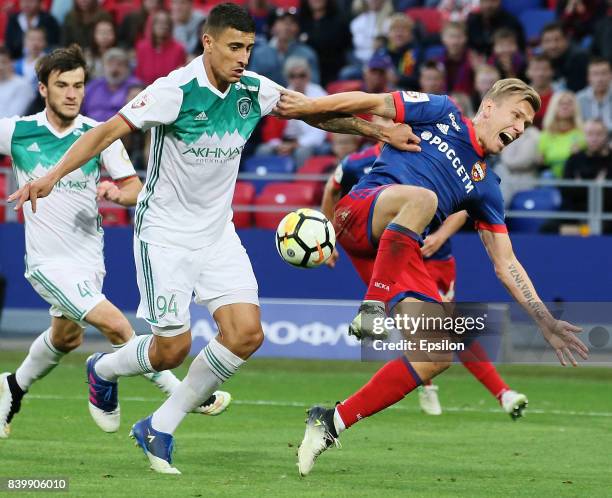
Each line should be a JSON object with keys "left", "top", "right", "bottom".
{"left": 119, "top": 55, "right": 282, "bottom": 250}
{"left": 0, "top": 111, "right": 136, "bottom": 270}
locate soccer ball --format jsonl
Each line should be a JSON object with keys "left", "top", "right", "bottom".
{"left": 275, "top": 208, "right": 336, "bottom": 268}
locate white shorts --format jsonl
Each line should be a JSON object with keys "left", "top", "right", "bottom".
{"left": 26, "top": 265, "right": 106, "bottom": 327}
{"left": 134, "top": 223, "right": 259, "bottom": 336}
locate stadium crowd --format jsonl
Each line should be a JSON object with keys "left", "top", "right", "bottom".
{"left": 0, "top": 0, "right": 611, "bottom": 232}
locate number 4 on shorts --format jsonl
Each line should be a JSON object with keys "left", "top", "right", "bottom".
{"left": 77, "top": 280, "right": 95, "bottom": 298}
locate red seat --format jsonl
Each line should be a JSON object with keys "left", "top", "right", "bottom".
{"left": 0, "top": 155, "right": 11, "bottom": 168}
{"left": 270, "top": 0, "right": 300, "bottom": 8}
{"left": 326, "top": 79, "right": 363, "bottom": 95}
{"left": 98, "top": 202, "right": 130, "bottom": 226}
{"left": 254, "top": 182, "right": 317, "bottom": 229}
{"left": 232, "top": 181, "right": 255, "bottom": 228}
{"left": 406, "top": 8, "right": 444, "bottom": 34}
{"left": 0, "top": 11, "right": 7, "bottom": 45}
{"left": 296, "top": 155, "right": 337, "bottom": 204}
{"left": 0, "top": 174, "right": 6, "bottom": 222}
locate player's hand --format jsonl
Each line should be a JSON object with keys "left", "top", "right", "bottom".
{"left": 325, "top": 248, "right": 340, "bottom": 268}
{"left": 541, "top": 319, "right": 588, "bottom": 366}
{"left": 7, "top": 174, "right": 57, "bottom": 213}
{"left": 421, "top": 232, "right": 445, "bottom": 258}
{"left": 96, "top": 181, "right": 122, "bottom": 204}
{"left": 383, "top": 123, "right": 421, "bottom": 152}
{"left": 274, "top": 89, "right": 314, "bottom": 118}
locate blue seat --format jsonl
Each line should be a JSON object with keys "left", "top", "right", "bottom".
{"left": 241, "top": 155, "right": 296, "bottom": 192}
{"left": 508, "top": 187, "right": 562, "bottom": 232}
{"left": 502, "top": 0, "right": 544, "bottom": 18}
{"left": 519, "top": 8, "right": 556, "bottom": 44}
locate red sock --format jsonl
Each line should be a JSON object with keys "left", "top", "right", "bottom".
{"left": 365, "top": 223, "right": 423, "bottom": 302}
{"left": 336, "top": 357, "right": 422, "bottom": 429}
{"left": 458, "top": 340, "right": 509, "bottom": 400}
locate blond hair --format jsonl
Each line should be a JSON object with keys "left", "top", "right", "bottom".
{"left": 542, "top": 90, "right": 582, "bottom": 133}
{"left": 388, "top": 13, "right": 414, "bottom": 31}
{"left": 483, "top": 78, "right": 541, "bottom": 113}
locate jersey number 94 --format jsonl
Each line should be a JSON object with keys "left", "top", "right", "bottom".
{"left": 275, "top": 209, "right": 336, "bottom": 268}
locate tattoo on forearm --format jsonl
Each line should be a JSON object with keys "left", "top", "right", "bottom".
{"left": 308, "top": 115, "right": 384, "bottom": 140}
{"left": 508, "top": 262, "right": 547, "bottom": 321}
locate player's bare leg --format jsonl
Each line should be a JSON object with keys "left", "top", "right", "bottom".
{"left": 130, "top": 303, "right": 262, "bottom": 473}
{"left": 1, "top": 317, "right": 83, "bottom": 438}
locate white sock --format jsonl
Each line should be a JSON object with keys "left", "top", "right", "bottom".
{"left": 333, "top": 407, "right": 346, "bottom": 434}
{"left": 15, "top": 328, "right": 65, "bottom": 391}
{"left": 94, "top": 334, "right": 155, "bottom": 381}
{"left": 151, "top": 339, "right": 243, "bottom": 434}
{"left": 143, "top": 371, "right": 181, "bottom": 395}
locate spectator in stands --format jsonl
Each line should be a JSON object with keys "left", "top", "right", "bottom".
{"left": 380, "top": 13, "right": 421, "bottom": 90}
{"left": 438, "top": 20, "right": 474, "bottom": 95}
{"left": 330, "top": 133, "right": 362, "bottom": 161}
{"left": 14, "top": 27, "right": 47, "bottom": 89}
{"left": 171, "top": 0, "right": 206, "bottom": 55}
{"left": 419, "top": 60, "right": 445, "bottom": 94}
{"left": 135, "top": 10, "right": 186, "bottom": 86}
{"left": 563, "top": 118, "right": 611, "bottom": 216}
{"left": 470, "top": 63, "right": 500, "bottom": 111}
{"left": 61, "top": 0, "right": 112, "bottom": 50}
{"left": 5, "top": 0, "right": 60, "bottom": 59}
{"left": 466, "top": 0, "right": 525, "bottom": 56}
{"left": 436, "top": 0, "right": 480, "bottom": 22}
{"left": 257, "top": 56, "right": 328, "bottom": 166}
{"left": 556, "top": 0, "right": 607, "bottom": 43}
{"left": 249, "top": 9, "right": 320, "bottom": 86}
{"left": 539, "top": 22, "right": 589, "bottom": 93}
{"left": 526, "top": 54, "right": 555, "bottom": 129}
{"left": 592, "top": 1, "right": 612, "bottom": 66}
{"left": 495, "top": 125, "right": 542, "bottom": 204}
{"left": 0, "top": 47, "right": 35, "bottom": 118}
{"left": 298, "top": 0, "right": 352, "bottom": 86}
{"left": 487, "top": 28, "right": 526, "bottom": 81}
{"left": 363, "top": 51, "right": 394, "bottom": 94}
{"left": 118, "top": 0, "right": 165, "bottom": 50}
{"left": 538, "top": 90, "right": 586, "bottom": 178}
{"left": 248, "top": 0, "right": 276, "bottom": 37}
{"left": 82, "top": 48, "right": 140, "bottom": 123}
{"left": 576, "top": 57, "right": 612, "bottom": 134}
{"left": 86, "top": 19, "right": 117, "bottom": 80}
{"left": 349, "top": 0, "right": 394, "bottom": 69}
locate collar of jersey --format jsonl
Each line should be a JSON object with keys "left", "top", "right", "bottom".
{"left": 462, "top": 116, "right": 484, "bottom": 158}
{"left": 195, "top": 55, "right": 232, "bottom": 99}
{"left": 37, "top": 110, "right": 83, "bottom": 139}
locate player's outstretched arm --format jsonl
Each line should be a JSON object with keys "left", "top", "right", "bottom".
{"left": 479, "top": 229, "right": 589, "bottom": 366}
{"left": 8, "top": 115, "right": 133, "bottom": 212}
{"left": 96, "top": 176, "right": 143, "bottom": 207}
{"left": 421, "top": 211, "right": 468, "bottom": 258}
{"left": 276, "top": 90, "right": 397, "bottom": 120}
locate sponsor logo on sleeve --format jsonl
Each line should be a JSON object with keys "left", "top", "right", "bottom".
{"left": 401, "top": 91, "right": 430, "bottom": 103}
{"left": 131, "top": 92, "right": 154, "bottom": 110}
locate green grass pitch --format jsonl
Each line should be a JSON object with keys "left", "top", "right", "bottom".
{"left": 1, "top": 351, "right": 611, "bottom": 497}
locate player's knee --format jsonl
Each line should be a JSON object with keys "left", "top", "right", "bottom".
{"left": 54, "top": 328, "right": 83, "bottom": 352}
{"left": 241, "top": 322, "right": 264, "bottom": 353}
{"left": 417, "top": 189, "right": 438, "bottom": 217}
{"left": 98, "top": 317, "right": 133, "bottom": 345}
{"left": 152, "top": 341, "right": 191, "bottom": 370}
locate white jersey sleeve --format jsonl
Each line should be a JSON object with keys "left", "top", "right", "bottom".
{"left": 256, "top": 74, "right": 283, "bottom": 117}
{"left": 0, "top": 117, "right": 17, "bottom": 156}
{"left": 118, "top": 77, "right": 183, "bottom": 131}
{"left": 100, "top": 138, "right": 137, "bottom": 180}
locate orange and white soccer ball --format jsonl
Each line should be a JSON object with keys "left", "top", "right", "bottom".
{"left": 275, "top": 208, "right": 336, "bottom": 268}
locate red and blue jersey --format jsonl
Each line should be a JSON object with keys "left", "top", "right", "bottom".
{"left": 354, "top": 91, "right": 507, "bottom": 234}
{"left": 333, "top": 143, "right": 452, "bottom": 261}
